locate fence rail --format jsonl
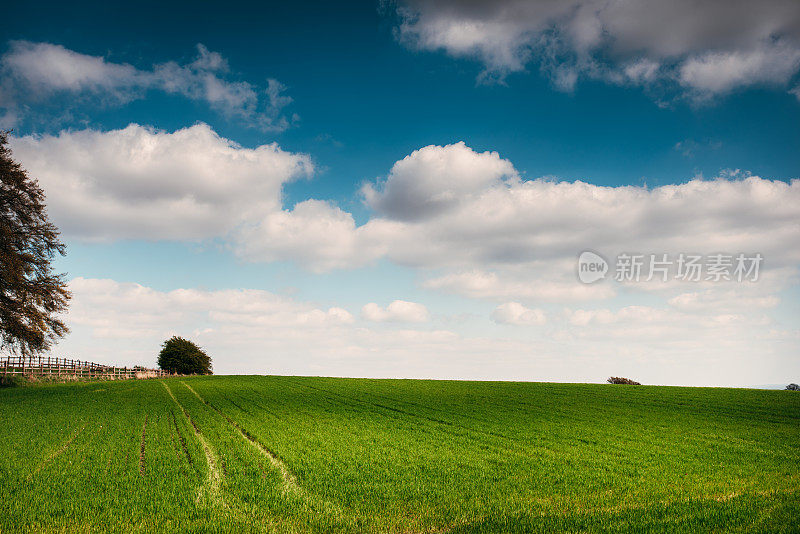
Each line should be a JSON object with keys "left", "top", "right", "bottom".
{"left": 0, "top": 355, "right": 170, "bottom": 380}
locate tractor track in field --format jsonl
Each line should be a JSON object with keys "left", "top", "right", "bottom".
{"left": 170, "top": 410, "right": 193, "bottom": 465}
{"left": 161, "top": 381, "right": 225, "bottom": 508}
{"left": 180, "top": 381, "right": 300, "bottom": 494}
{"left": 178, "top": 382, "right": 368, "bottom": 527}
{"left": 139, "top": 415, "right": 148, "bottom": 476}
{"left": 177, "top": 380, "right": 464, "bottom": 533}
{"left": 29, "top": 421, "right": 88, "bottom": 479}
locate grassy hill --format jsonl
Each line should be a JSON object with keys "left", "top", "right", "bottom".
{"left": 1, "top": 376, "right": 798, "bottom": 532}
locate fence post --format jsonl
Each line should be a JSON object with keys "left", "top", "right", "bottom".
{"left": 1, "top": 355, "right": 163, "bottom": 381}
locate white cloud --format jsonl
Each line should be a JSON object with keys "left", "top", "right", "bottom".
{"left": 67, "top": 277, "right": 354, "bottom": 340}
{"left": 9, "top": 123, "right": 312, "bottom": 241}
{"left": 234, "top": 200, "right": 378, "bottom": 272}
{"left": 491, "top": 302, "right": 546, "bottom": 325}
{"left": 61, "top": 277, "right": 544, "bottom": 380}
{"left": 679, "top": 42, "right": 800, "bottom": 96}
{"left": 392, "top": 0, "right": 800, "bottom": 98}
{"left": 13, "top": 135, "right": 800, "bottom": 296}
{"left": 0, "top": 41, "right": 294, "bottom": 130}
{"left": 667, "top": 289, "right": 780, "bottom": 314}
{"left": 1, "top": 41, "right": 143, "bottom": 96}
{"left": 57, "top": 277, "right": 800, "bottom": 386}
{"left": 329, "top": 143, "right": 800, "bottom": 307}
{"left": 361, "top": 300, "right": 430, "bottom": 323}
{"left": 624, "top": 59, "right": 661, "bottom": 84}
{"left": 350, "top": 145, "right": 800, "bottom": 304}
{"left": 423, "top": 270, "right": 615, "bottom": 302}
{"left": 564, "top": 304, "right": 773, "bottom": 339}
{"left": 362, "top": 141, "right": 517, "bottom": 221}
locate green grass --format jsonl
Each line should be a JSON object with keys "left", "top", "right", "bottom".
{"left": 1, "top": 376, "right": 798, "bottom": 533}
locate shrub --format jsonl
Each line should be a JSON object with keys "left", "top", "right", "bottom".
{"left": 0, "top": 375, "right": 25, "bottom": 388}
{"left": 786, "top": 383, "right": 799, "bottom": 391}
{"left": 157, "top": 336, "right": 212, "bottom": 375}
{"left": 607, "top": 376, "right": 641, "bottom": 385}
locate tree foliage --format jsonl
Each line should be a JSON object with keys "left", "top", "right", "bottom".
{"left": 157, "top": 336, "right": 212, "bottom": 375}
{"left": 786, "top": 383, "right": 799, "bottom": 391}
{"left": 0, "top": 131, "right": 71, "bottom": 355}
{"left": 607, "top": 376, "right": 641, "bottom": 385}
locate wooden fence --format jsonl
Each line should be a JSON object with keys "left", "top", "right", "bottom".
{"left": 0, "top": 355, "right": 171, "bottom": 380}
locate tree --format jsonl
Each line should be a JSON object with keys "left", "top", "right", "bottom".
{"left": 158, "top": 336, "right": 212, "bottom": 375}
{"left": 607, "top": 376, "right": 641, "bottom": 385}
{"left": 786, "top": 383, "right": 799, "bottom": 391}
{"left": 0, "top": 131, "right": 70, "bottom": 355}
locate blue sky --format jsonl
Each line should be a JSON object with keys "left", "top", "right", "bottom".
{"left": 2, "top": 0, "right": 799, "bottom": 385}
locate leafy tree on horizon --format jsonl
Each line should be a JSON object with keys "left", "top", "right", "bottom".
{"left": 0, "top": 131, "right": 71, "bottom": 355}
{"left": 607, "top": 376, "right": 641, "bottom": 385}
{"left": 158, "top": 336, "right": 212, "bottom": 375}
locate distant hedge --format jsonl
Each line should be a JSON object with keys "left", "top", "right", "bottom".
{"left": 158, "top": 336, "right": 212, "bottom": 375}
{"left": 607, "top": 376, "right": 641, "bottom": 385}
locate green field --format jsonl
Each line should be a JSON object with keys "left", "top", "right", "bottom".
{"left": 1, "top": 376, "right": 798, "bottom": 533}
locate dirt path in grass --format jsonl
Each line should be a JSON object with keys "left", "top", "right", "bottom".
{"left": 180, "top": 381, "right": 300, "bottom": 494}
{"left": 29, "top": 421, "right": 88, "bottom": 479}
{"left": 161, "top": 381, "right": 224, "bottom": 507}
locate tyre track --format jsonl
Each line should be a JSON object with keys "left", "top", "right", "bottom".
{"left": 170, "top": 410, "right": 192, "bottom": 465}
{"left": 160, "top": 381, "right": 224, "bottom": 507}
{"left": 178, "top": 380, "right": 464, "bottom": 533}
{"left": 29, "top": 421, "right": 88, "bottom": 479}
{"left": 180, "top": 381, "right": 300, "bottom": 494}
{"left": 139, "top": 415, "right": 148, "bottom": 476}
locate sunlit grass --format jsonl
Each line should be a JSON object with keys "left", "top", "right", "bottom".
{"left": 1, "top": 376, "right": 798, "bottom": 532}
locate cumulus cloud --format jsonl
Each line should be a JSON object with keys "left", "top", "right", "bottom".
{"left": 491, "top": 302, "right": 546, "bottom": 325}
{"left": 666, "top": 281, "right": 788, "bottom": 314}
{"left": 424, "top": 270, "right": 615, "bottom": 302}
{"left": 9, "top": 123, "right": 312, "bottom": 240}
{"left": 234, "top": 200, "right": 377, "bottom": 272}
{"left": 0, "top": 41, "right": 295, "bottom": 130}
{"left": 347, "top": 144, "right": 800, "bottom": 304}
{"left": 1, "top": 41, "right": 144, "bottom": 96}
{"left": 325, "top": 143, "right": 800, "bottom": 303}
{"left": 362, "top": 141, "right": 517, "bottom": 221}
{"left": 12, "top": 135, "right": 800, "bottom": 296}
{"left": 678, "top": 42, "right": 800, "bottom": 96}
{"left": 668, "top": 291, "right": 778, "bottom": 314}
{"left": 59, "top": 277, "right": 800, "bottom": 386}
{"left": 392, "top": 0, "right": 800, "bottom": 99}
{"left": 561, "top": 303, "right": 773, "bottom": 355}
{"left": 361, "top": 300, "right": 430, "bottom": 323}
{"left": 68, "top": 277, "right": 354, "bottom": 339}
{"left": 62, "top": 277, "right": 546, "bottom": 380}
